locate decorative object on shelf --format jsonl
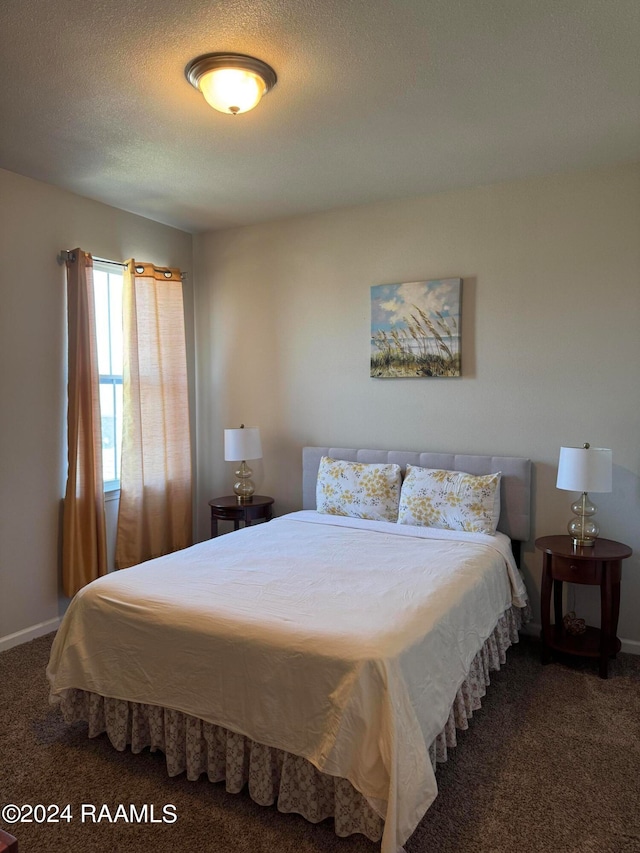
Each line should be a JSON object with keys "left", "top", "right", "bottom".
{"left": 224, "top": 425, "right": 263, "bottom": 503}
{"left": 556, "top": 443, "right": 612, "bottom": 546}
{"left": 185, "top": 53, "right": 277, "bottom": 115}
{"left": 370, "top": 279, "right": 462, "bottom": 378}
{"left": 562, "top": 610, "right": 586, "bottom": 636}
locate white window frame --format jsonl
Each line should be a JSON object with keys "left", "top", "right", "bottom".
{"left": 93, "top": 261, "right": 124, "bottom": 493}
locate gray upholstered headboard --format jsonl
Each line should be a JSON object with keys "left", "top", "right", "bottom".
{"left": 302, "top": 447, "right": 531, "bottom": 543}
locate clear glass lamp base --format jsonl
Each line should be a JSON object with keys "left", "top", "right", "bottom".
{"left": 233, "top": 461, "right": 255, "bottom": 503}
{"left": 567, "top": 492, "right": 598, "bottom": 546}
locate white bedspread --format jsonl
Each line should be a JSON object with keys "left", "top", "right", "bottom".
{"left": 47, "top": 511, "right": 527, "bottom": 853}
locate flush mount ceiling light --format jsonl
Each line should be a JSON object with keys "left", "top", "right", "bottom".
{"left": 185, "top": 52, "right": 277, "bottom": 115}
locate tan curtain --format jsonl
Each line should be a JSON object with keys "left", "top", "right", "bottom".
{"left": 115, "top": 261, "right": 192, "bottom": 569}
{"left": 62, "top": 250, "right": 108, "bottom": 596}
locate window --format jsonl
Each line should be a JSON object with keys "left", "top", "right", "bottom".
{"left": 93, "top": 262, "right": 123, "bottom": 491}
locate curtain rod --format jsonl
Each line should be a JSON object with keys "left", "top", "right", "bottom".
{"left": 58, "top": 250, "right": 188, "bottom": 280}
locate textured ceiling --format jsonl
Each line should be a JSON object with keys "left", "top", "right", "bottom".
{"left": 0, "top": 0, "right": 638, "bottom": 233}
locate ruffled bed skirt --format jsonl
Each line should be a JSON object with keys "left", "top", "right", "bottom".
{"left": 59, "top": 604, "right": 529, "bottom": 843}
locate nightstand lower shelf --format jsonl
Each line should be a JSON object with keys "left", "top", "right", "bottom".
{"left": 545, "top": 625, "right": 621, "bottom": 660}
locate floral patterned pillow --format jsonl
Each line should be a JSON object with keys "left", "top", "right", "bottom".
{"left": 316, "top": 457, "right": 402, "bottom": 522}
{"left": 398, "top": 465, "right": 502, "bottom": 534}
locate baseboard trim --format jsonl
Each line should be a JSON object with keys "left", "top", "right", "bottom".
{"left": 519, "top": 620, "right": 542, "bottom": 639}
{"left": 620, "top": 637, "right": 640, "bottom": 655}
{"left": 520, "top": 620, "right": 639, "bottom": 656}
{"left": 0, "top": 617, "right": 61, "bottom": 653}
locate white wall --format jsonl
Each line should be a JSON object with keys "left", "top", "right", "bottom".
{"left": 194, "top": 164, "right": 640, "bottom": 649}
{"left": 0, "top": 168, "right": 194, "bottom": 648}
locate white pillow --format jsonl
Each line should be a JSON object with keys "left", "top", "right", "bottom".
{"left": 316, "top": 456, "right": 402, "bottom": 522}
{"left": 398, "top": 465, "right": 502, "bottom": 534}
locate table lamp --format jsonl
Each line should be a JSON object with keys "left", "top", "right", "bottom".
{"left": 224, "top": 425, "right": 262, "bottom": 503}
{"left": 556, "top": 443, "right": 612, "bottom": 546}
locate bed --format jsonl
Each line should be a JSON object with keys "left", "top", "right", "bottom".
{"left": 47, "top": 446, "right": 531, "bottom": 853}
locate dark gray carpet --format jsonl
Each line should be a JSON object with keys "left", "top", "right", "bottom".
{"left": 1, "top": 633, "right": 639, "bottom": 853}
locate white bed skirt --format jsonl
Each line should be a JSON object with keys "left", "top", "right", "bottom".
{"left": 59, "top": 604, "right": 529, "bottom": 843}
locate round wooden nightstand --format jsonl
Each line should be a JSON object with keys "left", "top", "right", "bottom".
{"left": 208, "top": 495, "right": 274, "bottom": 538}
{"left": 535, "top": 535, "right": 632, "bottom": 678}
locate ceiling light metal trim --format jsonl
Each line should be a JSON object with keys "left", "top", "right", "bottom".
{"left": 185, "top": 52, "right": 277, "bottom": 114}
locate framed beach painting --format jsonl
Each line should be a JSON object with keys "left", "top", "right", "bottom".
{"left": 370, "top": 278, "right": 462, "bottom": 378}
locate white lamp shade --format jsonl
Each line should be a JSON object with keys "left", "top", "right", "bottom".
{"left": 224, "top": 427, "right": 262, "bottom": 461}
{"left": 556, "top": 446, "right": 612, "bottom": 493}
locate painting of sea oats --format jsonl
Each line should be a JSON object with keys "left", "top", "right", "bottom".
{"left": 371, "top": 279, "right": 462, "bottom": 378}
